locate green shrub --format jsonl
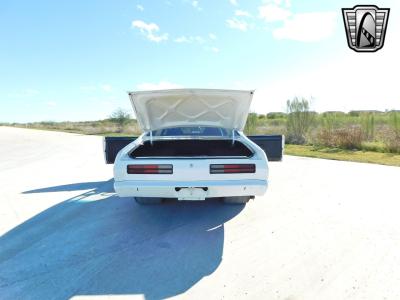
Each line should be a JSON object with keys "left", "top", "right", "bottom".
{"left": 244, "top": 112, "right": 258, "bottom": 135}
{"left": 349, "top": 111, "right": 360, "bottom": 117}
{"left": 389, "top": 112, "right": 400, "bottom": 137}
{"left": 286, "top": 97, "right": 314, "bottom": 144}
{"left": 384, "top": 130, "right": 400, "bottom": 153}
{"left": 361, "top": 141, "right": 386, "bottom": 153}
{"left": 267, "top": 112, "right": 287, "bottom": 119}
{"left": 109, "top": 108, "right": 131, "bottom": 133}
{"left": 361, "top": 113, "right": 375, "bottom": 141}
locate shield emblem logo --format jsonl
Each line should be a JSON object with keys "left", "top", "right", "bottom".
{"left": 342, "top": 5, "right": 390, "bottom": 52}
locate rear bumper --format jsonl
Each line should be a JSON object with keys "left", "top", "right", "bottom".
{"left": 114, "top": 179, "right": 268, "bottom": 199}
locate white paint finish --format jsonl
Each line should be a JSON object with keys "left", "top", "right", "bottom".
{"left": 113, "top": 130, "right": 269, "bottom": 199}
{"left": 1, "top": 127, "right": 400, "bottom": 299}
{"left": 129, "top": 89, "right": 254, "bottom": 131}
{"left": 113, "top": 179, "right": 267, "bottom": 198}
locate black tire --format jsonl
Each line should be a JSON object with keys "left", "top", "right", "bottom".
{"left": 135, "top": 197, "right": 163, "bottom": 205}
{"left": 222, "top": 196, "right": 253, "bottom": 204}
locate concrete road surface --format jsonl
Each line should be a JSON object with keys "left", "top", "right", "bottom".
{"left": 1, "top": 126, "right": 400, "bottom": 300}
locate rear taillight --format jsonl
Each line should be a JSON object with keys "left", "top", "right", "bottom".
{"left": 210, "top": 164, "right": 256, "bottom": 174}
{"left": 127, "top": 164, "right": 173, "bottom": 174}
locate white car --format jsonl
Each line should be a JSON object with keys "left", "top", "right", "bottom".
{"left": 113, "top": 89, "right": 268, "bottom": 204}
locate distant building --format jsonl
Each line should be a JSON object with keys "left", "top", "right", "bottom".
{"left": 323, "top": 111, "right": 345, "bottom": 115}
{"left": 349, "top": 110, "right": 384, "bottom": 116}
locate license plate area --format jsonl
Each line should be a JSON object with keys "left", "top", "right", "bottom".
{"left": 175, "top": 187, "right": 207, "bottom": 200}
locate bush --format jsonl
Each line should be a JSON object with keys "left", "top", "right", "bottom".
{"left": 244, "top": 112, "right": 258, "bottom": 135}
{"left": 267, "top": 112, "right": 286, "bottom": 119}
{"left": 381, "top": 112, "right": 400, "bottom": 153}
{"left": 361, "top": 141, "right": 386, "bottom": 153}
{"left": 389, "top": 112, "right": 400, "bottom": 137}
{"left": 361, "top": 113, "right": 375, "bottom": 141}
{"left": 286, "top": 97, "right": 314, "bottom": 144}
{"left": 384, "top": 130, "right": 400, "bottom": 153}
{"left": 349, "top": 111, "right": 360, "bottom": 117}
{"left": 317, "top": 127, "right": 363, "bottom": 150}
{"left": 385, "top": 138, "right": 400, "bottom": 153}
{"left": 109, "top": 108, "right": 131, "bottom": 133}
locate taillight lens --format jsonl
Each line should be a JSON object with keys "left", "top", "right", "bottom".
{"left": 210, "top": 164, "right": 255, "bottom": 174}
{"left": 127, "top": 164, "right": 173, "bottom": 174}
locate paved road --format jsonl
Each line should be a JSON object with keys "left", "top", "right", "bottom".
{"left": 0, "top": 126, "right": 399, "bottom": 300}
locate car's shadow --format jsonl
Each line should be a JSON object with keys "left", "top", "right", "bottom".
{"left": 0, "top": 180, "right": 244, "bottom": 300}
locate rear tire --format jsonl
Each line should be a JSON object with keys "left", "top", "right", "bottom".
{"left": 135, "top": 197, "right": 163, "bottom": 205}
{"left": 223, "top": 196, "right": 253, "bottom": 204}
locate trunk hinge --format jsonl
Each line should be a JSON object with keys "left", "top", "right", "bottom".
{"left": 231, "top": 129, "right": 235, "bottom": 145}
{"left": 150, "top": 130, "right": 153, "bottom": 146}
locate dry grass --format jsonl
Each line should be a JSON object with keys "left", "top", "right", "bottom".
{"left": 316, "top": 127, "right": 363, "bottom": 150}
{"left": 285, "top": 144, "right": 400, "bottom": 167}
{"left": 9, "top": 120, "right": 142, "bottom": 136}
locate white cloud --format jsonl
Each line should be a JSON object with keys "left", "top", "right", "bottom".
{"left": 131, "top": 20, "right": 168, "bottom": 42}
{"left": 101, "top": 84, "right": 112, "bottom": 92}
{"left": 235, "top": 10, "right": 252, "bottom": 17}
{"left": 204, "top": 46, "right": 220, "bottom": 53}
{"left": 191, "top": 0, "right": 202, "bottom": 10}
{"left": 136, "top": 4, "right": 144, "bottom": 11}
{"left": 258, "top": 1, "right": 337, "bottom": 42}
{"left": 259, "top": 4, "right": 291, "bottom": 22}
{"left": 265, "top": 0, "right": 290, "bottom": 6}
{"left": 229, "top": 0, "right": 238, "bottom": 6}
{"left": 174, "top": 36, "right": 190, "bottom": 43}
{"left": 194, "top": 36, "right": 205, "bottom": 43}
{"left": 136, "top": 81, "right": 183, "bottom": 91}
{"left": 173, "top": 35, "right": 206, "bottom": 44}
{"left": 252, "top": 51, "right": 400, "bottom": 113}
{"left": 226, "top": 18, "right": 250, "bottom": 31}
{"left": 46, "top": 101, "right": 57, "bottom": 107}
{"left": 173, "top": 34, "right": 218, "bottom": 53}
{"left": 249, "top": 16, "right": 400, "bottom": 114}
{"left": 209, "top": 33, "right": 217, "bottom": 40}
{"left": 273, "top": 12, "right": 337, "bottom": 42}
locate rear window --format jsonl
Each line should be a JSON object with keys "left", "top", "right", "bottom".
{"left": 148, "top": 126, "right": 234, "bottom": 137}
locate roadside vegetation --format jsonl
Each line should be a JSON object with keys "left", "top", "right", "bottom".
{"left": 5, "top": 109, "right": 140, "bottom": 136}
{"left": 244, "top": 101, "right": 400, "bottom": 155}
{"left": 246, "top": 98, "right": 400, "bottom": 166}
{"left": 3, "top": 101, "right": 400, "bottom": 166}
{"left": 285, "top": 145, "right": 400, "bottom": 167}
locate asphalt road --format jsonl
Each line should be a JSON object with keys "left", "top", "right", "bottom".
{"left": 1, "top": 126, "right": 400, "bottom": 300}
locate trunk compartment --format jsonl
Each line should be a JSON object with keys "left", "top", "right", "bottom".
{"left": 129, "top": 139, "right": 253, "bottom": 158}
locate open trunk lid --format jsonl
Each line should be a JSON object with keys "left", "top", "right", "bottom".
{"left": 128, "top": 89, "right": 254, "bottom": 132}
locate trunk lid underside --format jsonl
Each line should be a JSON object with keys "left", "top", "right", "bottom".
{"left": 128, "top": 89, "right": 254, "bottom": 132}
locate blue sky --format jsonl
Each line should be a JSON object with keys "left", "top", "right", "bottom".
{"left": 1, "top": 0, "right": 398, "bottom": 122}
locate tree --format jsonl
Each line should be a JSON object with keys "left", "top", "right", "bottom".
{"left": 109, "top": 108, "right": 131, "bottom": 132}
